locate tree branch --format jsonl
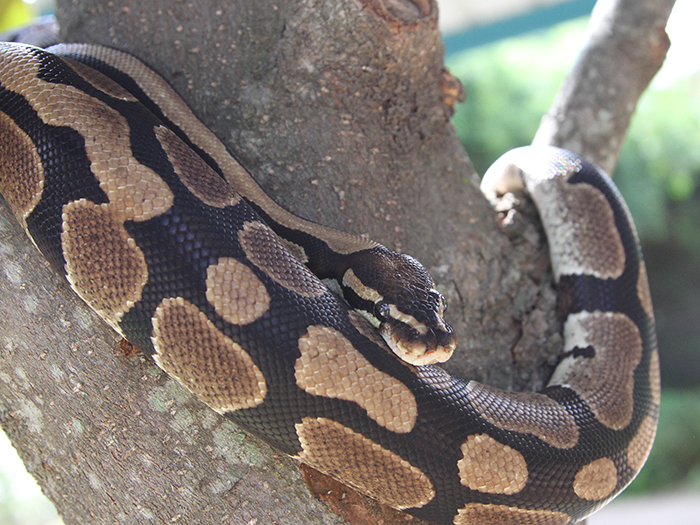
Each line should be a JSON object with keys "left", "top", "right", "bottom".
{"left": 534, "top": 0, "right": 675, "bottom": 172}
{"left": 0, "top": 0, "right": 675, "bottom": 523}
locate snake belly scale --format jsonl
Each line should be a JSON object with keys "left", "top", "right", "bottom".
{"left": 0, "top": 42, "right": 659, "bottom": 525}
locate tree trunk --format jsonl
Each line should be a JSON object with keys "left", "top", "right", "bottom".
{"left": 0, "top": 0, "right": 673, "bottom": 523}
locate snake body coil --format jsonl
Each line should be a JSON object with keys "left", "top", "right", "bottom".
{"left": 0, "top": 43, "right": 659, "bottom": 525}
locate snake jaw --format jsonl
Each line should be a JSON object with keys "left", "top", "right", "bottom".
{"left": 379, "top": 315, "right": 456, "bottom": 366}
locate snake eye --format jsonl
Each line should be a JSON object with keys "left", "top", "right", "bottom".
{"left": 375, "top": 302, "right": 391, "bottom": 322}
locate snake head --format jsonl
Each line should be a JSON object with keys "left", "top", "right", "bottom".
{"left": 341, "top": 247, "right": 457, "bottom": 366}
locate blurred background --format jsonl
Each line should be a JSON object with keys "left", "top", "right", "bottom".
{"left": 1, "top": 0, "right": 698, "bottom": 523}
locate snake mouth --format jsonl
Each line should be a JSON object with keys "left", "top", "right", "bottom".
{"left": 380, "top": 322, "right": 456, "bottom": 366}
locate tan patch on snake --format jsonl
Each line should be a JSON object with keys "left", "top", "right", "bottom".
{"left": 454, "top": 503, "right": 570, "bottom": 525}
{"left": 61, "top": 199, "right": 147, "bottom": 331}
{"left": 549, "top": 312, "right": 642, "bottom": 431}
{"left": 649, "top": 349, "right": 661, "bottom": 406}
{"left": 205, "top": 257, "right": 270, "bottom": 326}
{"left": 532, "top": 178, "right": 625, "bottom": 281}
{"left": 0, "top": 47, "right": 173, "bottom": 222}
{"left": 151, "top": 297, "right": 267, "bottom": 413}
{"left": 465, "top": 383, "right": 578, "bottom": 449}
{"left": 239, "top": 221, "right": 326, "bottom": 298}
{"left": 637, "top": 260, "right": 654, "bottom": 321}
{"left": 457, "top": 434, "right": 528, "bottom": 495}
{"left": 626, "top": 415, "right": 658, "bottom": 474}
{"left": 44, "top": 99, "right": 174, "bottom": 222}
{"left": 573, "top": 457, "right": 618, "bottom": 501}
{"left": 295, "top": 325, "right": 416, "bottom": 433}
{"left": 295, "top": 417, "right": 434, "bottom": 509}
{"left": 62, "top": 57, "right": 138, "bottom": 101}
{"left": 342, "top": 268, "right": 383, "bottom": 303}
{"left": 154, "top": 126, "right": 241, "bottom": 208}
{"left": 0, "top": 111, "right": 44, "bottom": 226}
{"left": 49, "top": 44, "right": 379, "bottom": 255}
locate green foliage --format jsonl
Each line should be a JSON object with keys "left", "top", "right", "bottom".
{"left": 448, "top": 19, "right": 588, "bottom": 177}
{"left": 449, "top": 18, "right": 700, "bottom": 495}
{"left": 0, "top": 0, "right": 35, "bottom": 33}
{"left": 624, "top": 389, "right": 700, "bottom": 495}
{"left": 615, "top": 75, "right": 700, "bottom": 251}
{"left": 448, "top": 18, "right": 700, "bottom": 255}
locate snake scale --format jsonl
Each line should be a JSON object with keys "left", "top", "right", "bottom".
{"left": 0, "top": 42, "right": 659, "bottom": 525}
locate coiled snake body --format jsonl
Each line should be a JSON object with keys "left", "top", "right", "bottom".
{"left": 0, "top": 43, "right": 659, "bottom": 525}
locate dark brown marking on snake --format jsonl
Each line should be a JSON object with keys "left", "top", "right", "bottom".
{"left": 532, "top": 177, "right": 625, "bottom": 281}
{"left": 551, "top": 312, "right": 642, "bottom": 431}
{"left": 0, "top": 111, "right": 44, "bottom": 226}
{"left": 626, "top": 415, "right": 658, "bottom": 474}
{"left": 61, "top": 198, "right": 148, "bottom": 331}
{"left": 465, "top": 383, "right": 579, "bottom": 449}
{"left": 239, "top": 221, "right": 327, "bottom": 298}
{"left": 154, "top": 125, "right": 241, "bottom": 209}
{"left": 62, "top": 57, "right": 138, "bottom": 101}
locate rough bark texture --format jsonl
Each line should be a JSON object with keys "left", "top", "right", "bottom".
{"left": 0, "top": 0, "right": 672, "bottom": 523}
{"left": 534, "top": 0, "right": 675, "bottom": 173}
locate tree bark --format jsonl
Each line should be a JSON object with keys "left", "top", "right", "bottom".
{"left": 0, "top": 0, "right": 673, "bottom": 523}
{"left": 534, "top": 0, "right": 675, "bottom": 173}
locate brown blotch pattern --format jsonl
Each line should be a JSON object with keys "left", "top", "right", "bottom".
{"left": 649, "top": 349, "right": 661, "bottom": 406}
{"left": 549, "top": 312, "right": 642, "bottom": 430}
{"left": 0, "top": 111, "right": 44, "bottom": 226}
{"left": 626, "top": 415, "right": 658, "bottom": 474}
{"left": 51, "top": 44, "right": 379, "bottom": 255}
{"left": 573, "top": 457, "right": 617, "bottom": 501}
{"left": 454, "top": 503, "right": 570, "bottom": 525}
{"left": 0, "top": 47, "right": 174, "bottom": 223}
{"left": 239, "top": 221, "right": 326, "bottom": 298}
{"left": 205, "top": 257, "right": 270, "bottom": 326}
{"left": 457, "top": 434, "right": 528, "bottom": 495}
{"left": 42, "top": 95, "right": 174, "bottom": 222}
{"left": 532, "top": 178, "right": 625, "bottom": 281}
{"left": 295, "top": 417, "right": 434, "bottom": 509}
{"left": 637, "top": 260, "right": 655, "bottom": 321}
{"left": 465, "top": 383, "right": 579, "bottom": 449}
{"left": 154, "top": 126, "right": 241, "bottom": 208}
{"left": 295, "top": 325, "right": 416, "bottom": 433}
{"left": 61, "top": 199, "right": 147, "bottom": 331}
{"left": 151, "top": 297, "right": 267, "bottom": 413}
{"left": 63, "top": 58, "right": 138, "bottom": 101}
{"left": 279, "top": 238, "right": 309, "bottom": 264}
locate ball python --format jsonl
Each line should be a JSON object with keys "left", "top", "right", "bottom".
{"left": 0, "top": 42, "right": 659, "bottom": 525}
